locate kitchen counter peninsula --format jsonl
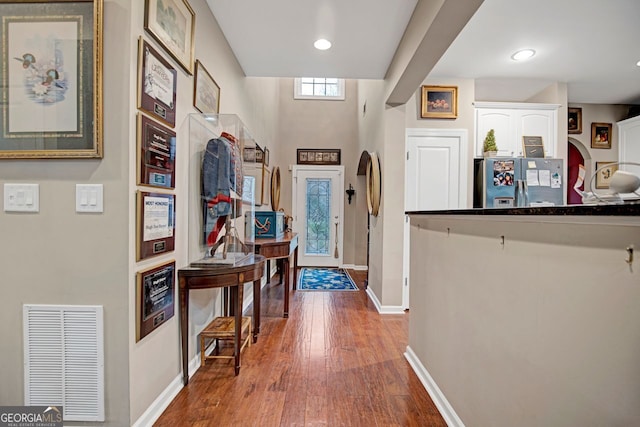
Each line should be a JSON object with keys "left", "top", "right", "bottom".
{"left": 404, "top": 203, "right": 639, "bottom": 427}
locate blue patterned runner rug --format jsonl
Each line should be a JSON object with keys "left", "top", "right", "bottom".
{"left": 298, "top": 268, "right": 359, "bottom": 291}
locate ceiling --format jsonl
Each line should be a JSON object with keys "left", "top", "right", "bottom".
{"left": 205, "top": 0, "right": 418, "bottom": 79}
{"left": 206, "top": 0, "right": 640, "bottom": 105}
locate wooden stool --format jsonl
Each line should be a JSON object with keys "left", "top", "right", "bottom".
{"left": 200, "top": 316, "right": 252, "bottom": 367}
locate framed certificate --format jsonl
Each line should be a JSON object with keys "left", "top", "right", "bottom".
{"left": 136, "top": 191, "right": 175, "bottom": 261}
{"left": 136, "top": 260, "right": 175, "bottom": 341}
{"left": 137, "top": 113, "right": 176, "bottom": 189}
{"left": 137, "top": 37, "right": 177, "bottom": 127}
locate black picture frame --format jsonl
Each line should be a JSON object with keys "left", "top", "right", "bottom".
{"left": 522, "top": 136, "right": 545, "bottom": 158}
{"left": 136, "top": 260, "right": 175, "bottom": 341}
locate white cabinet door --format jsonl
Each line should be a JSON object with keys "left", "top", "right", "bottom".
{"left": 519, "top": 110, "right": 556, "bottom": 157}
{"left": 476, "top": 109, "right": 515, "bottom": 157}
{"left": 475, "top": 102, "right": 559, "bottom": 158}
{"left": 618, "top": 115, "right": 640, "bottom": 167}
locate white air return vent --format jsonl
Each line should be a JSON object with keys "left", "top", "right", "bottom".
{"left": 23, "top": 305, "right": 105, "bottom": 422}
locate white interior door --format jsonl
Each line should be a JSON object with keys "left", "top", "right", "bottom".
{"left": 404, "top": 129, "right": 469, "bottom": 309}
{"left": 292, "top": 165, "right": 344, "bottom": 267}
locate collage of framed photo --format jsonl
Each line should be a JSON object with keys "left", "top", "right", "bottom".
{"left": 0, "top": 0, "right": 103, "bottom": 159}
{"left": 297, "top": 148, "right": 341, "bottom": 165}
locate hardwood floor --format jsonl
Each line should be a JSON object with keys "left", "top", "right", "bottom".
{"left": 155, "top": 269, "right": 446, "bottom": 426}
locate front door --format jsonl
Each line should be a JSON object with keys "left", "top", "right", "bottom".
{"left": 292, "top": 165, "right": 344, "bottom": 267}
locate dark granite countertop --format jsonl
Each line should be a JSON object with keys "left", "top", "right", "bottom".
{"left": 406, "top": 202, "right": 640, "bottom": 217}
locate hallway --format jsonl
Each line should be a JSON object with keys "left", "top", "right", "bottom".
{"left": 155, "top": 270, "right": 446, "bottom": 426}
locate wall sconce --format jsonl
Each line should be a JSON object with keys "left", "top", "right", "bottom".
{"left": 346, "top": 184, "right": 355, "bottom": 204}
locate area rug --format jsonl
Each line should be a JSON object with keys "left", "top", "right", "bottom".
{"left": 298, "top": 268, "right": 358, "bottom": 291}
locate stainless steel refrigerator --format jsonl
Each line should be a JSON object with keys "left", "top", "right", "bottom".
{"left": 479, "top": 158, "right": 564, "bottom": 208}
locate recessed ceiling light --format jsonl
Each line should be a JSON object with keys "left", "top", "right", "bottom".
{"left": 314, "top": 39, "right": 332, "bottom": 50}
{"left": 636, "top": 60, "right": 640, "bottom": 67}
{"left": 511, "top": 49, "right": 536, "bottom": 61}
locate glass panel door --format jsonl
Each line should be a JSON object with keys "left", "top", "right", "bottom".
{"left": 292, "top": 166, "right": 344, "bottom": 267}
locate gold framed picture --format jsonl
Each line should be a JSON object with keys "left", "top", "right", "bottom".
{"left": 144, "top": 0, "right": 195, "bottom": 75}
{"left": 568, "top": 107, "right": 582, "bottom": 134}
{"left": 193, "top": 60, "right": 220, "bottom": 114}
{"left": 595, "top": 161, "right": 618, "bottom": 189}
{"left": 0, "top": 0, "right": 103, "bottom": 159}
{"left": 420, "top": 85, "right": 458, "bottom": 119}
{"left": 591, "top": 122, "right": 612, "bottom": 149}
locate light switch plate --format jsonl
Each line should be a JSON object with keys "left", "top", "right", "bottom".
{"left": 76, "top": 184, "right": 103, "bottom": 213}
{"left": 4, "top": 183, "right": 39, "bottom": 212}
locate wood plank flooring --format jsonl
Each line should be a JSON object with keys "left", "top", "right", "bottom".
{"left": 154, "top": 269, "right": 446, "bottom": 426}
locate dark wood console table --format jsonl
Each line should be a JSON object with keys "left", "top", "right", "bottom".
{"left": 253, "top": 232, "right": 298, "bottom": 318}
{"left": 178, "top": 254, "right": 265, "bottom": 385}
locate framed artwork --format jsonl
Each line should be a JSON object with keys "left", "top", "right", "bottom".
{"left": 243, "top": 146, "right": 256, "bottom": 163}
{"left": 420, "top": 85, "right": 458, "bottom": 119}
{"left": 136, "top": 260, "right": 175, "bottom": 341}
{"left": 297, "top": 148, "right": 341, "bottom": 165}
{"left": 255, "top": 145, "right": 264, "bottom": 164}
{"left": 144, "top": 0, "right": 195, "bottom": 75}
{"left": 591, "top": 122, "right": 612, "bottom": 149}
{"left": 137, "top": 113, "right": 176, "bottom": 189}
{"left": 138, "top": 37, "right": 177, "bottom": 127}
{"left": 595, "top": 162, "right": 618, "bottom": 189}
{"left": 0, "top": 0, "right": 103, "bottom": 159}
{"left": 522, "top": 136, "right": 545, "bottom": 158}
{"left": 136, "top": 191, "right": 176, "bottom": 261}
{"left": 568, "top": 107, "right": 582, "bottom": 134}
{"left": 193, "top": 60, "right": 219, "bottom": 114}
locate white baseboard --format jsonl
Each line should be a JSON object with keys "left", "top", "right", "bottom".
{"left": 131, "top": 373, "right": 184, "bottom": 427}
{"left": 342, "top": 264, "right": 368, "bottom": 271}
{"left": 365, "top": 288, "right": 405, "bottom": 314}
{"left": 404, "top": 346, "right": 465, "bottom": 427}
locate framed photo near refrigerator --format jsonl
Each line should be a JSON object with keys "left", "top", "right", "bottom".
{"left": 137, "top": 37, "right": 177, "bottom": 127}
{"left": 136, "top": 191, "right": 175, "bottom": 261}
{"left": 0, "top": 0, "right": 103, "bottom": 159}
{"left": 136, "top": 260, "right": 175, "bottom": 341}
{"left": 137, "top": 113, "right": 176, "bottom": 189}
{"left": 522, "top": 136, "right": 545, "bottom": 158}
{"left": 595, "top": 161, "right": 618, "bottom": 189}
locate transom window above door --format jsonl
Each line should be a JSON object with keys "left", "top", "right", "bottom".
{"left": 294, "top": 78, "right": 345, "bottom": 100}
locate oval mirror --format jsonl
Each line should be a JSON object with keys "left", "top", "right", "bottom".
{"left": 271, "top": 166, "right": 281, "bottom": 211}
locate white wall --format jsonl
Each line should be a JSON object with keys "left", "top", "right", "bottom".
{"left": 409, "top": 215, "right": 640, "bottom": 427}
{"left": 276, "top": 78, "right": 362, "bottom": 266}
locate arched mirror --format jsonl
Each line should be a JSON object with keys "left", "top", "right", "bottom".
{"left": 366, "top": 152, "right": 381, "bottom": 216}
{"left": 270, "top": 166, "right": 281, "bottom": 211}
